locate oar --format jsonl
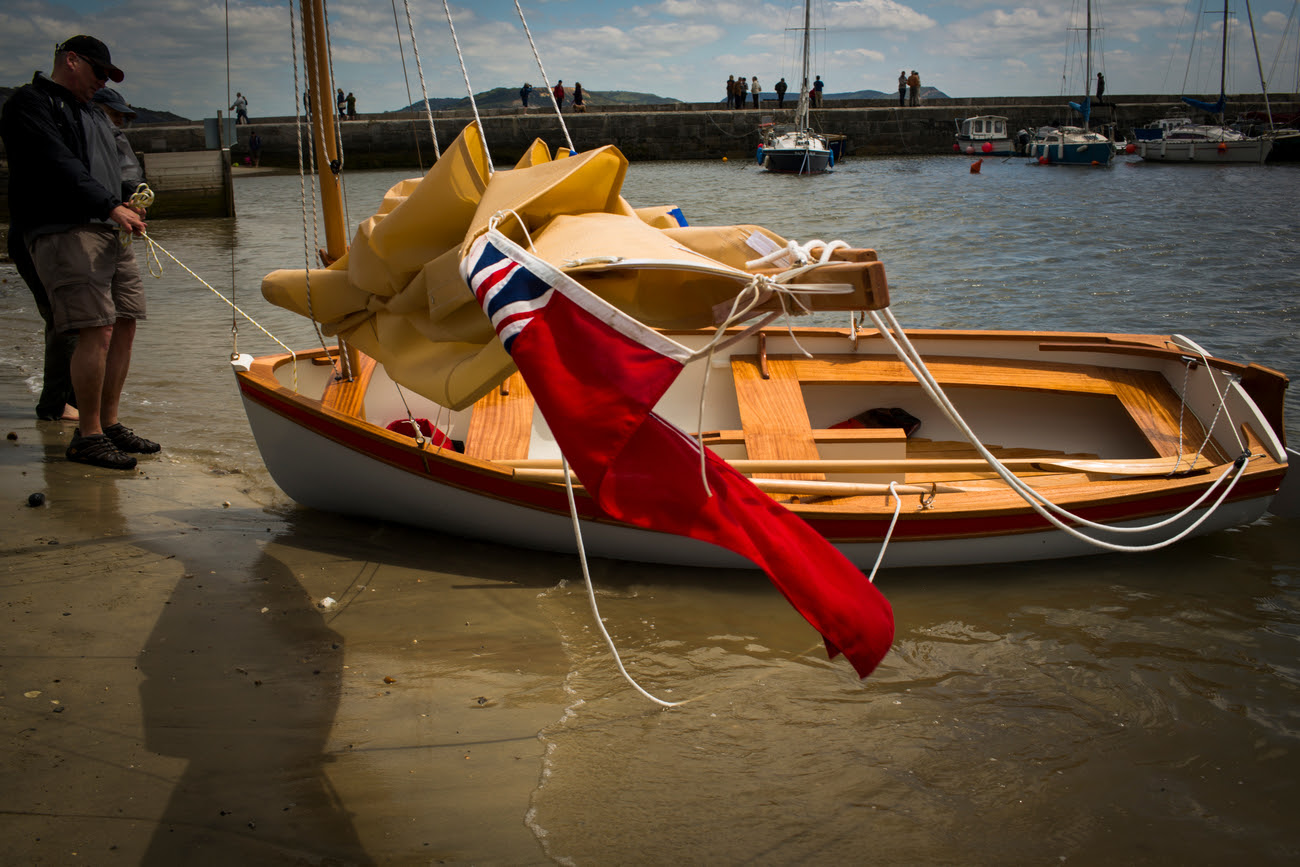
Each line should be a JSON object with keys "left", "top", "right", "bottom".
{"left": 510, "top": 467, "right": 972, "bottom": 497}
{"left": 501, "top": 454, "right": 1212, "bottom": 477}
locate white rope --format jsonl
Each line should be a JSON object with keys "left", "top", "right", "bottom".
{"left": 440, "top": 0, "right": 493, "bottom": 175}
{"left": 560, "top": 453, "right": 682, "bottom": 708}
{"left": 512, "top": 0, "right": 574, "bottom": 154}
{"left": 137, "top": 234, "right": 299, "bottom": 388}
{"left": 867, "top": 307, "right": 1252, "bottom": 552}
{"left": 867, "top": 482, "right": 904, "bottom": 583}
{"left": 401, "top": 0, "right": 440, "bottom": 159}
{"left": 1171, "top": 333, "right": 1246, "bottom": 455}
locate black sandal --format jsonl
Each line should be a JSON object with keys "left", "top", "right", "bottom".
{"left": 66, "top": 431, "right": 138, "bottom": 470}
{"left": 105, "top": 423, "right": 161, "bottom": 454}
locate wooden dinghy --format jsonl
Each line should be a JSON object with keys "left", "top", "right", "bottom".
{"left": 235, "top": 323, "right": 1290, "bottom": 569}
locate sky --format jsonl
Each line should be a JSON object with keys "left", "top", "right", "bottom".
{"left": 1, "top": 0, "right": 1297, "bottom": 119}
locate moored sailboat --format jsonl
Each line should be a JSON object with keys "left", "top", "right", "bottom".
{"left": 1137, "top": 0, "right": 1273, "bottom": 164}
{"left": 1028, "top": 0, "right": 1114, "bottom": 166}
{"left": 758, "top": 0, "right": 834, "bottom": 174}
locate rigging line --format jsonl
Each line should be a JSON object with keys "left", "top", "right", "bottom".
{"left": 401, "top": 0, "right": 441, "bottom": 159}
{"left": 512, "top": 0, "right": 575, "bottom": 154}
{"left": 390, "top": 0, "right": 424, "bottom": 173}
{"left": 289, "top": 0, "right": 336, "bottom": 372}
{"left": 139, "top": 234, "right": 298, "bottom": 371}
{"left": 224, "top": 0, "right": 238, "bottom": 351}
{"left": 441, "top": 0, "right": 493, "bottom": 173}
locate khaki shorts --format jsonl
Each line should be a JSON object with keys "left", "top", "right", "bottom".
{"left": 30, "top": 225, "right": 146, "bottom": 334}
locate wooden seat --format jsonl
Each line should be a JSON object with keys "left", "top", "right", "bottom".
{"left": 463, "top": 372, "right": 535, "bottom": 461}
{"left": 731, "top": 356, "right": 823, "bottom": 480}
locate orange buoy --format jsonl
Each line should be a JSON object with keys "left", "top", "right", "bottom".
{"left": 1126, "top": 142, "right": 1136, "bottom": 154}
{"left": 953, "top": 142, "right": 960, "bottom": 152}
{"left": 1218, "top": 142, "right": 1228, "bottom": 153}
{"left": 970, "top": 159, "right": 983, "bottom": 173}
{"left": 1038, "top": 155, "right": 1049, "bottom": 165}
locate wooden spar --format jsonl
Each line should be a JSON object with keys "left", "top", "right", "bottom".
{"left": 300, "top": 0, "right": 347, "bottom": 260}
{"left": 509, "top": 467, "right": 971, "bottom": 497}
{"left": 501, "top": 454, "right": 1216, "bottom": 477}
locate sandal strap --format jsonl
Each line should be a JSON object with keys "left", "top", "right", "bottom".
{"left": 67, "top": 433, "right": 137, "bottom": 470}
{"left": 104, "top": 423, "right": 161, "bottom": 454}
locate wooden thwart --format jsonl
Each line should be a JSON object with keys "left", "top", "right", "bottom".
{"left": 510, "top": 467, "right": 970, "bottom": 497}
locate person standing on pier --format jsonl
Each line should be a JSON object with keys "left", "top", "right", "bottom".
{"left": 553, "top": 80, "right": 565, "bottom": 110}
{"left": 751, "top": 76, "right": 761, "bottom": 108}
{"left": 907, "top": 70, "right": 920, "bottom": 106}
{"left": 1095, "top": 72, "right": 1105, "bottom": 103}
{"left": 230, "top": 91, "right": 248, "bottom": 124}
{"left": 775, "top": 76, "right": 788, "bottom": 108}
{"left": 336, "top": 88, "right": 346, "bottom": 118}
{"left": 812, "top": 75, "right": 824, "bottom": 107}
{"left": 1, "top": 35, "right": 158, "bottom": 468}
{"left": 346, "top": 91, "right": 356, "bottom": 118}
{"left": 573, "top": 82, "right": 586, "bottom": 113}
{"left": 519, "top": 82, "right": 533, "bottom": 108}
{"left": 898, "top": 70, "right": 907, "bottom": 106}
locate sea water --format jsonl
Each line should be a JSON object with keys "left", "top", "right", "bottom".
{"left": 2, "top": 153, "right": 1298, "bottom": 863}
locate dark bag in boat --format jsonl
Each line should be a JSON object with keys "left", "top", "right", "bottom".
{"left": 831, "top": 407, "right": 921, "bottom": 437}
{"left": 385, "top": 418, "right": 464, "bottom": 452}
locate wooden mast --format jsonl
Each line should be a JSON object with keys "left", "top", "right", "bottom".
{"left": 300, "top": 0, "right": 347, "bottom": 261}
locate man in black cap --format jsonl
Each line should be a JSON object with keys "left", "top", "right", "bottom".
{"left": 0, "top": 36, "right": 158, "bottom": 470}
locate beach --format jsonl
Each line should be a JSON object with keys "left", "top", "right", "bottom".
{"left": 1, "top": 398, "right": 581, "bottom": 863}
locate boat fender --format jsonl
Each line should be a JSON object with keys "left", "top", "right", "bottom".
{"left": 952, "top": 142, "right": 960, "bottom": 152}
{"left": 1126, "top": 142, "right": 1136, "bottom": 154}
{"left": 1218, "top": 142, "right": 1228, "bottom": 154}
{"left": 755, "top": 145, "right": 764, "bottom": 166}
{"left": 828, "top": 151, "right": 834, "bottom": 168}
{"left": 385, "top": 418, "right": 464, "bottom": 452}
{"left": 982, "top": 141, "right": 993, "bottom": 153}
{"left": 1038, "top": 155, "right": 1049, "bottom": 165}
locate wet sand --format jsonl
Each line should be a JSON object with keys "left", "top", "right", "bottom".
{"left": 1, "top": 406, "right": 570, "bottom": 864}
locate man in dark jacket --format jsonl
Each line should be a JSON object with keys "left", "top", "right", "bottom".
{"left": 0, "top": 35, "right": 157, "bottom": 470}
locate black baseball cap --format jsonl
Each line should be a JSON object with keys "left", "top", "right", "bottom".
{"left": 56, "top": 35, "right": 124, "bottom": 83}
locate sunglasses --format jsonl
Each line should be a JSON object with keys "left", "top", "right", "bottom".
{"left": 73, "top": 53, "right": 110, "bottom": 81}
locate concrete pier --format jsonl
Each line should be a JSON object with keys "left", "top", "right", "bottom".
{"left": 122, "top": 93, "right": 1298, "bottom": 170}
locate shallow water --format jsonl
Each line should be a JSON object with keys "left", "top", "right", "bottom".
{"left": 2, "top": 152, "right": 1298, "bottom": 863}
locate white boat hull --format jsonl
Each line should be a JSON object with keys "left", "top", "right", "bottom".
{"left": 235, "top": 328, "right": 1289, "bottom": 570}
{"left": 1138, "top": 138, "right": 1273, "bottom": 163}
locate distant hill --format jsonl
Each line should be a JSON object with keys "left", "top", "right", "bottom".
{"left": 0, "top": 84, "right": 189, "bottom": 124}
{"left": 830, "top": 87, "right": 950, "bottom": 101}
{"left": 393, "top": 86, "right": 683, "bottom": 112}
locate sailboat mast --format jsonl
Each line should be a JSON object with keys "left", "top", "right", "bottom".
{"left": 1218, "top": 0, "right": 1229, "bottom": 122}
{"left": 1084, "top": 0, "right": 1093, "bottom": 131}
{"left": 1244, "top": 0, "right": 1276, "bottom": 127}
{"left": 798, "top": 0, "right": 812, "bottom": 131}
{"left": 300, "top": 0, "right": 347, "bottom": 260}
